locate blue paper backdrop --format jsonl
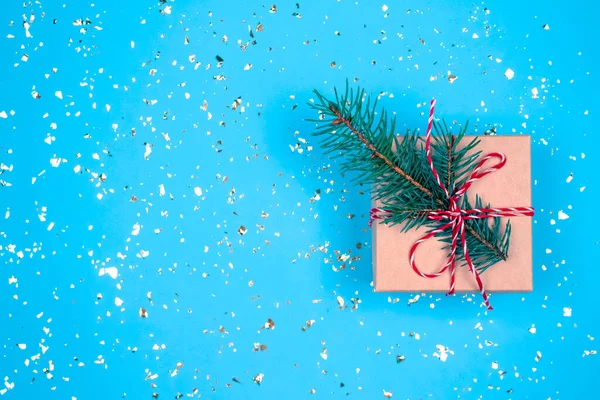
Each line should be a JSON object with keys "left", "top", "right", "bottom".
{"left": 1, "top": 0, "right": 598, "bottom": 399}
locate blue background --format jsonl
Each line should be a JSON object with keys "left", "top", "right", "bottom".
{"left": 1, "top": 0, "right": 598, "bottom": 399}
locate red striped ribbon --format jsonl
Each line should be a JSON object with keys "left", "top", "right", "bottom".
{"left": 371, "top": 99, "right": 534, "bottom": 310}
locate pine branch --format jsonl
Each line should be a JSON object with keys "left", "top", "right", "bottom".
{"left": 308, "top": 83, "right": 511, "bottom": 273}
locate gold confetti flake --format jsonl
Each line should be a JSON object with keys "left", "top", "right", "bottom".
{"left": 253, "top": 373, "right": 264, "bottom": 385}
{"left": 447, "top": 71, "right": 458, "bottom": 84}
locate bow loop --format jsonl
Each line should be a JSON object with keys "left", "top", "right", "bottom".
{"left": 454, "top": 152, "right": 506, "bottom": 198}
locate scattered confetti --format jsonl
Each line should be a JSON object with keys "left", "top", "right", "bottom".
{"left": 0, "top": 2, "right": 593, "bottom": 399}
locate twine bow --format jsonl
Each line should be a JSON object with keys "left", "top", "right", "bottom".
{"left": 371, "top": 99, "right": 534, "bottom": 310}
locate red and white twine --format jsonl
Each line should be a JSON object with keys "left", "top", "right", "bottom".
{"left": 371, "top": 99, "right": 534, "bottom": 310}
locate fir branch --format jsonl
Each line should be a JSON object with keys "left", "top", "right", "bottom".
{"left": 308, "top": 83, "right": 511, "bottom": 272}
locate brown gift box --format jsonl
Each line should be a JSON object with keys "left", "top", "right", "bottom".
{"left": 372, "top": 136, "right": 532, "bottom": 293}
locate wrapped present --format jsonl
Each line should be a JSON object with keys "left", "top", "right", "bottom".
{"left": 372, "top": 135, "right": 533, "bottom": 296}
{"left": 310, "top": 86, "right": 534, "bottom": 309}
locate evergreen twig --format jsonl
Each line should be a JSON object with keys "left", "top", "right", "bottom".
{"left": 308, "top": 83, "right": 511, "bottom": 272}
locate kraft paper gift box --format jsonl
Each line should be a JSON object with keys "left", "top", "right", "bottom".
{"left": 372, "top": 135, "right": 533, "bottom": 292}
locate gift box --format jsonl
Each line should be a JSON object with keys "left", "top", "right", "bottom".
{"left": 372, "top": 135, "right": 533, "bottom": 293}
